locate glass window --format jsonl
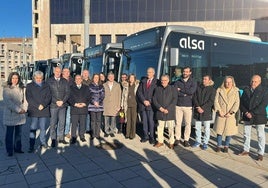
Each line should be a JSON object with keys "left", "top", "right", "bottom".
{"left": 101, "top": 35, "right": 111, "bottom": 44}
{"left": 116, "top": 35, "right": 127, "bottom": 43}
{"left": 89, "top": 35, "right": 96, "bottom": 47}
{"left": 206, "top": 10, "right": 215, "bottom": 21}
{"left": 197, "top": 10, "right": 206, "bottom": 21}
{"left": 215, "top": 10, "right": 224, "bottom": 20}
{"left": 207, "top": 0, "right": 215, "bottom": 10}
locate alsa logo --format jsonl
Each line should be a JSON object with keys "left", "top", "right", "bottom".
{"left": 179, "top": 36, "right": 205, "bottom": 50}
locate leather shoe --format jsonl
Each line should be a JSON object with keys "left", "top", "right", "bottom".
{"left": 14, "top": 150, "right": 24, "bottom": 153}
{"left": 80, "top": 138, "right": 86, "bottom": 142}
{"left": 59, "top": 140, "right": 69, "bottom": 144}
{"left": 223, "top": 147, "right": 228, "bottom": 153}
{"left": 169, "top": 144, "right": 174, "bottom": 149}
{"left": 216, "top": 147, "right": 221, "bottom": 152}
{"left": 238, "top": 151, "right": 249, "bottom": 156}
{"left": 141, "top": 138, "right": 148, "bottom": 143}
{"left": 184, "top": 141, "right": 190, "bottom": 147}
{"left": 110, "top": 133, "right": 115, "bottom": 137}
{"left": 149, "top": 138, "right": 155, "bottom": 145}
{"left": 154, "top": 142, "right": 163, "bottom": 148}
{"left": 257, "top": 154, "right": 263, "bottom": 161}
{"left": 174, "top": 139, "right": 180, "bottom": 146}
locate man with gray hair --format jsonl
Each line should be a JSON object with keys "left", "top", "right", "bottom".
{"left": 26, "top": 71, "right": 51, "bottom": 152}
{"left": 103, "top": 72, "right": 121, "bottom": 137}
{"left": 239, "top": 75, "right": 268, "bottom": 161}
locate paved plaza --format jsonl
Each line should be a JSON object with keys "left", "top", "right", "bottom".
{"left": 0, "top": 100, "right": 267, "bottom": 188}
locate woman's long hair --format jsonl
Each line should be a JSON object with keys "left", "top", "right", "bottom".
{"left": 7, "top": 72, "right": 24, "bottom": 88}
{"left": 220, "top": 75, "right": 236, "bottom": 88}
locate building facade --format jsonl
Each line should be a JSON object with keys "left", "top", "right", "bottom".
{"left": 33, "top": 0, "right": 268, "bottom": 61}
{"left": 0, "top": 38, "right": 33, "bottom": 80}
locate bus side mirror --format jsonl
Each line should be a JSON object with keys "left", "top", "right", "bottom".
{"left": 170, "top": 48, "right": 179, "bottom": 66}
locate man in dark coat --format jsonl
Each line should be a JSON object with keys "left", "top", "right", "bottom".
{"left": 239, "top": 75, "right": 268, "bottom": 161}
{"left": 26, "top": 71, "right": 51, "bottom": 152}
{"left": 192, "top": 75, "right": 216, "bottom": 150}
{"left": 137, "top": 67, "right": 160, "bottom": 144}
{"left": 47, "top": 67, "right": 70, "bottom": 147}
{"left": 68, "top": 75, "right": 90, "bottom": 144}
{"left": 153, "top": 75, "right": 177, "bottom": 149}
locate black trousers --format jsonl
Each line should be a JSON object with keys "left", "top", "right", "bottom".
{"left": 71, "top": 114, "right": 86, "bottom": 138}
{"left": 90, "top": 111, "right": 102, "bottom": 138}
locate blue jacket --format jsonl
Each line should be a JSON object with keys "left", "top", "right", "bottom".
{"left": 174, "top": 77, "right": 197, "bottom": 107}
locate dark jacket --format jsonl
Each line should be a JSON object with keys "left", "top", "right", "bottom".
{"left": 193, "top": 81, "right": 216, "bottom": 121}
{"left": 174, "top": 77, "right": 197, "bottom": 107}
{"left": 152, "top": 85, "right": 177, "bottom": 121}
{"left": 88, "top": 83, "right": 105, "bottom": 112}
{"left": 26, "top": 81, "right": 51, "bottom": 117}
{"left": 68, "top": 84, "right": 90, "bottom": 115}
{"left": 240, "top": 85, "right": 268, "bottom": 124}
{"left": 47, "top": 77, "right": 70, "bottom": 108}
{"left": 136, "top": 77, "right": 160, "bottom": 112}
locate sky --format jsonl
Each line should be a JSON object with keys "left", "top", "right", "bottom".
{"left": 0, "top": 0, "right": 32, "bottom": 38}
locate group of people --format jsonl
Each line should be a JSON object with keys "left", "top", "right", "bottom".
{"left": 2, "top": 66, "right": 267, "bottom": 161}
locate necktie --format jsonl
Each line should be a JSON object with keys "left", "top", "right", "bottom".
{"left": 147, "top": 79, "right": 151, "bottom": 89}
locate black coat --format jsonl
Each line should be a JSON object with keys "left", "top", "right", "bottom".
{"left": 152, "top": 85, "right": 177, "bottom": 121}
{"left": 136, "top": 77, "right": 160, "bottom": 112}
{"left": 193, "top": 84, "right": 216, "bottom": 121}
{"left": 26, "top": 81, "right": 51, "bottom": 117}
{"left": 240, "top": 85, "right": 268, "bottom": 124}
{"left": 47, "top": 77, "right": 70, "bottom": 108}
{"left": 68, "top": 84, "right": 90, "bottom": 115}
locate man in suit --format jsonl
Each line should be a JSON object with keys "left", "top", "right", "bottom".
{"left": 137, "top": 67, "right": 159, "bottom": 144}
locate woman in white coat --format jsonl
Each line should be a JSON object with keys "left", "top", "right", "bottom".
{"left": 213, "top": 76, "right": 240, "bottom": 153}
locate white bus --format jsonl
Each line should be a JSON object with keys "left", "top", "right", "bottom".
{"left": 83, "top": 43, "right": 123, "bottom": 80}
{"left": 120, "top": 25, "right": 268, "bottom": 89}
{"left": 61, "top": 53, "right": 84, "bottom": 77}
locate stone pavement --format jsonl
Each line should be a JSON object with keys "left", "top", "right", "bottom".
{"left": 0, "top": 102, "right": 267, "bottom": 188}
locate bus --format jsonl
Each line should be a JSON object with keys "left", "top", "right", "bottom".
{"left": 60, "top": 53, "right": 83, "bottom": 77}
{"left": 34, "top": 60, "right": 49, "bottom": 77}
{"left": 46, "top": 58, "right": 62, "bottom": 79}
{"left": 83, "top": 43, "right": 123, "bottom": 80}
{"left": 120, "top": 25, "right": 268, "bottom": 89}
{"left": 18, "top": 63, "right": 34, "bottom": 85}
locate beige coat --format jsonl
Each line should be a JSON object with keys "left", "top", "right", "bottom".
{"left": 103, "top": 81, "right": 122, "bottom": 116}
{"left": 213, "top": 86, "right": 240, "bottom": 136}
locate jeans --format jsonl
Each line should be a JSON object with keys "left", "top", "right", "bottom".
{"left": 90, "top": 111, "right": 102, "bottom": 137}
{"left": 243, "top": 123, "right": 266, "bottom": 155}
{"left": 142, "top": 110, "right": 155, "bottom": 140}
{"left": 5, "top": 125, "right": 23, "bottom": 154}
{"left": 217, "top": 134, "right": 231, "bottom": 147}
{"left": 29, "top": 117, "right": 48, "bottom": 144}
{"left": 195, "top": 120, "right": 211, "bottom": 144}
{"left": 64, "top": 106, "right": 71, "bottom": 135}
{"left": 50, "top": 107, "right": 66, "bottom": 140}
{"left": 104, "top": 116, "right": 116, "bottom": 134}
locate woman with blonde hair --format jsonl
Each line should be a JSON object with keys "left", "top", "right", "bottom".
{"left": 213, "top": 76, "right": 240, "bottom": 153}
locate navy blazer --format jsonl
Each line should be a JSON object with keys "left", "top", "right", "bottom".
{"left": 136, "top": 77, "right": 160, "bottom": 112}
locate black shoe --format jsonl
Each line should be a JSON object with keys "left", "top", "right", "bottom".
{"left": 86, "top": 130, "right": 91, "bottom": 134}
{"left": 110, "top": 133, "right": 115, "bottom": 137}
{"left": 28, "top": 147, "right": 34, "bottom": 153}
{"left": 70, "top": 137, "right": 77, "bottom": 144}
{"left": 59, "top": 140, "right": 69, "bottom": 144}
{"left": 104, "top": 133, "right": 109, "bottom": 137}
{"left": 174, "top": 139, "right": 180, "bottom": 146}
{"left": 40, "top": 143, "right": 48, "bottom": 149}
{"left": 80, "top": 138, "right": 86, "bottom": 142}
{"left": 51, "top": 139, "right": 56, "bottom": 147}
{"left": 149, "top": 138, "right": 155, "bottom": 145}
{"left": 7, "top": 152, "right": 13, "bottom": 157}
{"left": 14, "top": 150, "right": 24, "bottom": 153}
{"left": 184, "top": 141, "right": 190, "bottom": 147}
{"left": 223, "top": 147, "right": 228, "bottom": 153}
{"left": 141, "top": 138, "right": 148, "bottom": 143}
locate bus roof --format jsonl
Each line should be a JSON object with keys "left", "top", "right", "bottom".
{"left": 205, "top": 30, "right": 262, "bottom": 42}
